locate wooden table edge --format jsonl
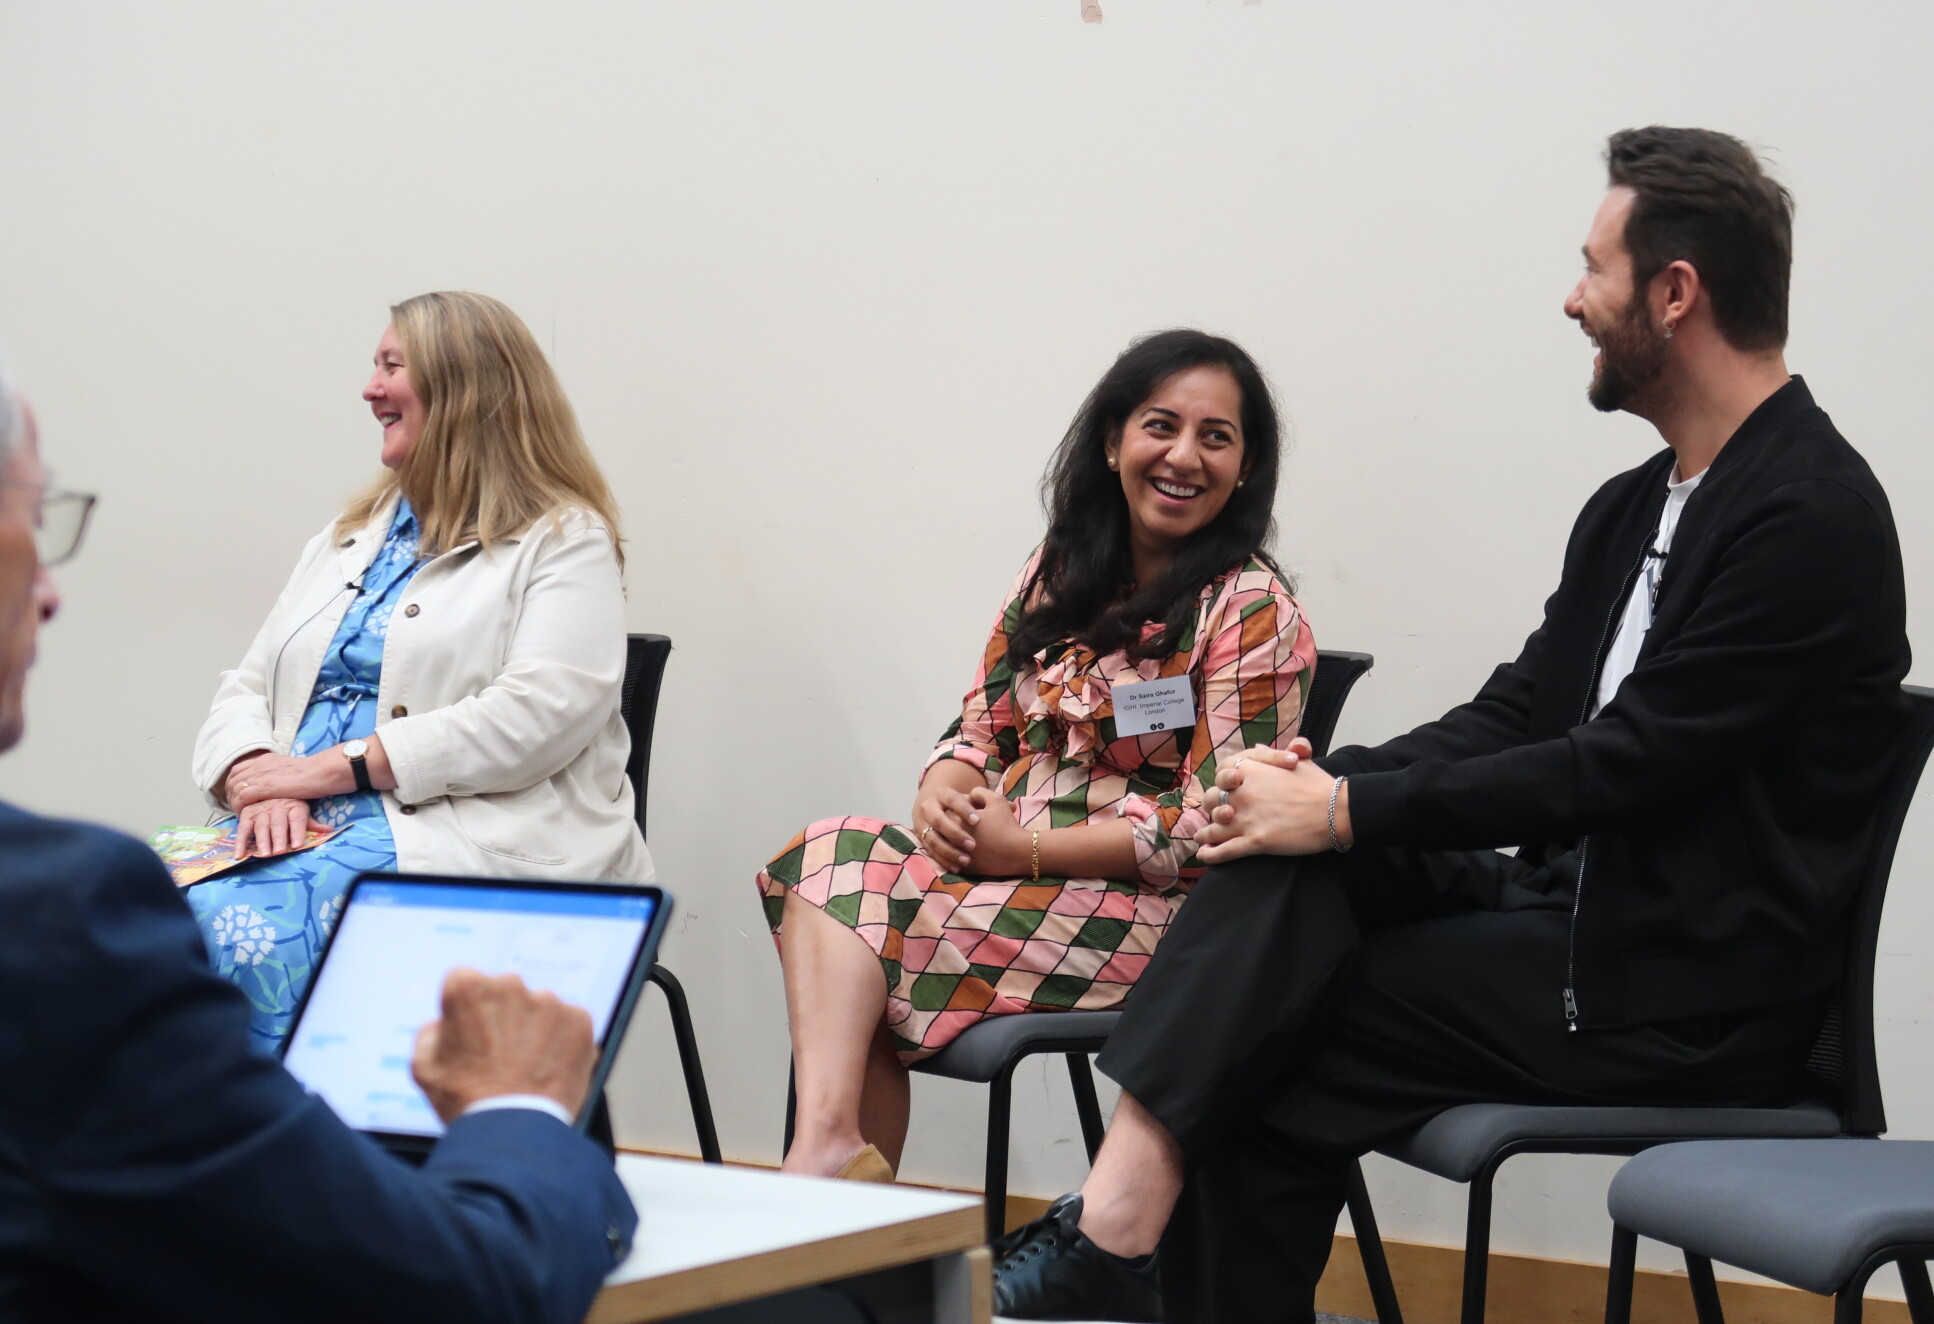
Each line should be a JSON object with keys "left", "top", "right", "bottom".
{"left": 587, "top": 1202, "right": 985, "bottom": 1324}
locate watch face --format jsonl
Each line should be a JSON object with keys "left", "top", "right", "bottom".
{"left": 343, "top": 740, "right": 369, "bottom": 759}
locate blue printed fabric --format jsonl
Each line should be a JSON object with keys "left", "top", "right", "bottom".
{"left": 188, "top": 499, "right": 423, "bottom": 1052}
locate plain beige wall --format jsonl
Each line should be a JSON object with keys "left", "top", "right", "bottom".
{"left": 4, "top": 0, "right": 1931, "bottom": 1289}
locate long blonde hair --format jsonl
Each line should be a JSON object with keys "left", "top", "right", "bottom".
{"left": 337, "top": 291, "right": 624, "bottom": 567}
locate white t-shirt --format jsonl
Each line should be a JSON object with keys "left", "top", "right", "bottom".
{"left": 1591, "top": 466, "right": 1706, "bottom": 718}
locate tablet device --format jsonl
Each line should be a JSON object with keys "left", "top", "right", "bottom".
{"left": 280, "top": 871, "right": 670, "bottom": 1157}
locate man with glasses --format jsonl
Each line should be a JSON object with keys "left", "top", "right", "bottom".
{"left": 0, "top": 364, "right": 638, "bottom": 1322}
{"left": 13, "top": 475, "right": 90, "bottom": 564}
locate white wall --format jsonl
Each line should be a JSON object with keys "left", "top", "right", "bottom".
{"left": 4, "top": 0, "right": 1931, "bottom": 1290}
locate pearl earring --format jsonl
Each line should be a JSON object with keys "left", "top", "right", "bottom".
{"left": 1107, "top": 458, "right": 1119, "bottom": 471}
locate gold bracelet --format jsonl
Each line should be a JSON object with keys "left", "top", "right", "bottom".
{"left": 1030, "top": 830, "right": 1041, "bottom": 883}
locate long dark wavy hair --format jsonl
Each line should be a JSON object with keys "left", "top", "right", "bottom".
{"left": 1005, "top": 329, "right": 1286, "bottom": 667}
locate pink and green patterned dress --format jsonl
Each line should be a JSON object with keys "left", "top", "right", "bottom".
{"left": 757, "top": 551, "right": 1316, "bottom": 1062}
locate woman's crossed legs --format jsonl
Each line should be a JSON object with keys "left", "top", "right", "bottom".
{"left": 777, "top": 888, "right": 911, "bottom": 1177}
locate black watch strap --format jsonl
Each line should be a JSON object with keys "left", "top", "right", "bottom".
{"left": 346, "top": 747, "right": 373, "bottom": 794}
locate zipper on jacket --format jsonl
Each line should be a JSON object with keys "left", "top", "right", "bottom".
{"left": 1564, "top": 539, "right": 1651, "bottom": 1031}
{"left": 1562, "top": 835, "right": 1590, "bottom": 1031}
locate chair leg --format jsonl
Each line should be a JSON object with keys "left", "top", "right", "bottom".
{"left": 1684, "top": 1251, "right": 1727, "bottom": 1324}
{"left": 1458, "top": 1166, "right": 1498, "bottom": 1324}
{"left": 648, "top": 964, "right": 723, "bottom": 1164}
{"left": 1345, "top": 1159, "right": 1406, "bottom": 1324}
{"left": 1605, "top": 1225, "right": 1638, "bottom": 1324}
{"left": 1833, "top": 1252, "right": 1910, "bottom": 1324}
{"left": 586, "top": 1090, "right": 617, "bottom": 1159}
{"left": 1901, "top": 1259, "right": 1934, "bottom": 1324}
{"left": 783, "top": 1064, "right": 797, "bottom": 1155}
{"left": 1066, "top": 1054, "right": 1106, "bottom": 1164}
{"left": 985, "top": 1065, "right": 1016, "bottom": 1243}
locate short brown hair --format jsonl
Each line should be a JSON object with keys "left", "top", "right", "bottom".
{"left": 1606, "top": 127, "right": 1793, "bottom": 351}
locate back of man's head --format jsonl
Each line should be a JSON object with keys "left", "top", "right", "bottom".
{"left": 1606, "top": 126, "right": 1793, "bottom": 353}
{"left": 0, "top": 358, "right": 19, "bottom": 465}
{"left": 0, "top": 355, "right": 46, "bottom": 754}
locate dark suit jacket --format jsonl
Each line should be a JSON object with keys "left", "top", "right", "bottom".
{"left": 0, "top": 802, "right": 638, "bottom": 1324}
{"left": 1327, "top": 378, "right": 1911, "bottom": 1027}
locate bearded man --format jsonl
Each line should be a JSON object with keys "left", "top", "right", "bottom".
{"left": 993, "top": 126, "right": 1912, "bottom": 1324}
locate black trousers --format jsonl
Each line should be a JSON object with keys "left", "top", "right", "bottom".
{"left": 1094, "top": 846, "right": 1824, "bottom": 1324}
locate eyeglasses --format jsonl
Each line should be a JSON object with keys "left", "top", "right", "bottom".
{"left": 0, "top": 477, "right": 97, "bottom": 567}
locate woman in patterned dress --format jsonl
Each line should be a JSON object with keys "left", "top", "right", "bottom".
{"left": 761, "top": 330, "right": 1317, "bottom": 1181}
{"left": 188, "top": 292, "right": 649, "bottom": 1050}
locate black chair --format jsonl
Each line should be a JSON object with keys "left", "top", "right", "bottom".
{"left": 1353, "top": 683, "right": 1934, "bottom": 1324}
{"left": 621, "top": 633, "right": 724, "bottom": 1165}
{"left": 782, "top": 650, "right": 1375, "bottom": 1242}
{"left": 622, "top": 634, "right": 673, "bottom": 841}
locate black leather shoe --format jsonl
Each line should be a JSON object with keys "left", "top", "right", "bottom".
{"left": 992, "top": 1193, "right": 1163, "bottom": 1322}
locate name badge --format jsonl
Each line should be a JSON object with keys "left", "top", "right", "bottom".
{"left": 1112, "top": 675, "right": 1196, "bottom": 737}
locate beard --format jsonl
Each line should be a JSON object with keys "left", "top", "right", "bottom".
{"left": 1585, "top": 293, "right": 1670, "bottom": 413}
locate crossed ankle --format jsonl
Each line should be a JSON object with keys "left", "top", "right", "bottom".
{"left": 783, "top": 1132, "right": 869, "bottom": 1173}
{"left": 1076, "top": 1197, "right": 1162, "bottom": 1260}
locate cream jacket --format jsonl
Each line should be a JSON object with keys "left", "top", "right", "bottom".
{"left": 192, "top": 499, "right": 653, "bottom": 883}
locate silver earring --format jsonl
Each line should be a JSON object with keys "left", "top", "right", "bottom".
{"left": 1662, "top": 321, "right": 1675, "bottom": 341}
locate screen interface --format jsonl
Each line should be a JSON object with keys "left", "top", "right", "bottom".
{"left": 282, "top": 880, "right": 656, "bottom": 1137}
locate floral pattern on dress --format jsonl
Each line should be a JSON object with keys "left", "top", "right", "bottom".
{"left": 210, "top": 905, "right": 277, "bottom": 966}
{"left": 310, "top": 795, "right": 356, "bottom": 830}
{"left": 188, "top": 497, "right": 426, "bottom": 1053}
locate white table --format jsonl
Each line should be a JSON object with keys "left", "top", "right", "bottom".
{"left": 590, "top": 1156, "right": 989, "bottom": 1324}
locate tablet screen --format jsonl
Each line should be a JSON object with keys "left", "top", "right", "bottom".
{"left": 282, "top": 878, "right": 660, "bottom": 1138}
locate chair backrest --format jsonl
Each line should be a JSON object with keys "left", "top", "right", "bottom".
{"left": 1804, "top": 684, "right": 1934, "bottom": 1136}
{"left": 619, "top": 633, "right": 673, "bottom": 840}
{"left": 1302, "top": 650, "right": 1375, "bottom": 758}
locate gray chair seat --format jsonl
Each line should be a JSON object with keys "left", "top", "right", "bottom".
{"left": 912, "top": 1011, "right": 1121, "bottom": 1083}
{"left": 1383, "top": 1099, "right": 1841, "bottom": 1182}
{"left": 1609, "top": 1139, "right": 1934, "bottom": 1298}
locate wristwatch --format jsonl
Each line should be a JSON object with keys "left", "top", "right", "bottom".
{"left": 342, "top": 739, "right": 373, "bottom": 793}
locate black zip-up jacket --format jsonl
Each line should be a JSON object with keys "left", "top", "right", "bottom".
{"left": 1326, "top": 378, "right": 1910, "bottom": 1029}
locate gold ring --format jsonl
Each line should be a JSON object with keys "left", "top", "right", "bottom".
{"left": 237, "top": 781, "right": 250, "bottom": 792}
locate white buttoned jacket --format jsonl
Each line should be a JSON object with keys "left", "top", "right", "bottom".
{"left": 192, "top": 497, "right": 654, "bottom": 883}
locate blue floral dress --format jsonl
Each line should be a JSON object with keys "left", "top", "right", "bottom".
{"left": 188, "top": 499, "right": 425, "bottom": 1051}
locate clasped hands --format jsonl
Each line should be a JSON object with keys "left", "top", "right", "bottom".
{"left": 224, "top": 749, "right": 357, "bottom": 859}
{"left": 913, "top": 779, "right": 1032, "bottom": 877}
{"left": 1194, "top": 736, "right": 1352, "bottom": 864}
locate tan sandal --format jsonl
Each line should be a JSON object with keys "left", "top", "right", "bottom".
{"left": 833, "top": 1143, "right": 896, "bottom": 1183}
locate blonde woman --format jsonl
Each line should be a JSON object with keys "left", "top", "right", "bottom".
{"left": 189, "top": 291, "right": 651, "bottom": 1049}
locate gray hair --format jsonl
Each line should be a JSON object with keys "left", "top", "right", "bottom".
{"left": 0, "top": 355, "right": 18, "bottom": 464}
